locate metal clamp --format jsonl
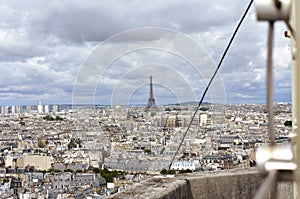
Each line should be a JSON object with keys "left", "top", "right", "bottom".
{"left": 256, "top": 143, "right": 296, "bottom": 175}
{"left": 256, "top": 0, "right": 292, "bottom": 21}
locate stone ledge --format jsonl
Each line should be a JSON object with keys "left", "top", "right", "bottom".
{"left": 108, "top": 168, "right": 292, "bottom": 199}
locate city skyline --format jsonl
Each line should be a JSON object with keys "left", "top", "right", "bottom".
{"left": 0, "top": 0, "right": 292, "bottom": 106}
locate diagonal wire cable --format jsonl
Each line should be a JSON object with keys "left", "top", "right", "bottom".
{"left": 168, "top": 0, "right": 254, "bottom": 170}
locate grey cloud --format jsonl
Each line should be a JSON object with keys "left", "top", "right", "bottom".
{"left": 3, "top": 0, "right": 248, "bottom": 43}
{"left": 0, "top": 0, "right": 292, "bottom": 105}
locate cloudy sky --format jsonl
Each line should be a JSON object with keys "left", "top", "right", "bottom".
{"left": 0, "top": 0, "right": 292, "bottom": 106}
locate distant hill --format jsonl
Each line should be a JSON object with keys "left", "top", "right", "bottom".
{"left": 63, "top": 101, "right": 213, "bottom": 107}
{"left": 177, "top": 101, "right": 211, "bottom": 106}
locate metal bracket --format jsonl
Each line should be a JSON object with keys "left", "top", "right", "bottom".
{"left": 256, "top": 0, "right": 292, "bottom": 21}
{"left": 256, "top": 143, "right": 296, "bottom": 178}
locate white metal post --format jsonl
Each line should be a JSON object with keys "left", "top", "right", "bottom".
{"left": 292, "top": 0, "right": 300, "bottom": 198}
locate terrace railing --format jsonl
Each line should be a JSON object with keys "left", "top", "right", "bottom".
{"left": 254, "top": 0, "right": 299, "bottom": 198}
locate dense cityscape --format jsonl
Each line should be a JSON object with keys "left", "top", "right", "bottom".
{"left": 1, "top": 0, "right": 297, "bottom": 198}
{"left": 0, "top": 101, "right": 292, "bottom": 198}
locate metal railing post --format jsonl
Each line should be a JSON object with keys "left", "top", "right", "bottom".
{"left": 292, "top": 0, "right": 300, "bottom": 198}
{"left": 255, "top": 0, "right": 294, "bottom": 198}
{"left": 267, "top": 20, "right": 275, "bottom": 146}
{"left": 253, "top": 170, "right": 278, "bottom": 199}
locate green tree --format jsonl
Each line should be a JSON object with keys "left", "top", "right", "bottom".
{"left": 55, "top": 116, "right": 64, "bottom": 121}
{"left": 160, "top": 169, "right": 176, "bottom": 175}
{"left": 93, "top": 167, "right": 101, "bottom": 173}
{"left": 48, "top": 168, "right": 62, "bottom": 173}
{"left": 167, "top": 169, "right": 176, "bottom": 174}
{"left": 92, "top": 167, "right": 120, "bottom": 182}
{"left": 43, "top": 115, "right": 64, "bottom": 121}
{"left": 179, "top": 169, "right": 192, "bottom": 173}
{"left": 160, "top": 169, "right": 168, "bottom": 175}
{"left": 43, "top": 115, "right": 54, "bottom": 121}
{"left": 67, "top": 139, "right": 76, "bottom": 149}
{"left": 144, "top": 149, "right": 151, "bottom": 155}
{"left": 284, "top": 120, "right": 292, "bottom": 127}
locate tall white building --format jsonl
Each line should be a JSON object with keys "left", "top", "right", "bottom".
{"left": 0, "top": 106, "right": 5, "bottom": 115}
{"left": 199, "top": 113, "right": 208, "bottom": 126}
{"left": 52, "top": 104, "right": 59, "bottom": 113}
{"left": 4, "top": 106, "right": 8, "bottom": 115}
{"left": 37, "top": 101, "right": 43, "bottom": 114}
{"left": 16, "top": 106, "right": 22, "bottom": 114}
{"left": 11, "top": 106, "right": 16, "bottom": 115}
{"left": 44, "top": 105, "right": 49, "bottom": 114}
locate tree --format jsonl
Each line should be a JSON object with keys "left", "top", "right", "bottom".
{"left": 3, "top": 178, "right": 9, "bottom": 183}
{"left": 160, "top": 169, "right": 168, "bottom": 175}
{"left": 160, "top": 169, "right": 175, "bottom": 175}
{"left": 55, "top": 116, "right": 64, "bottom": 121}
{"left": 167, "top": 169, "right": 176, "bottom": 174}
{"left": 48, "top": 168, "right": 62, "bottom": 173}
{"left": 93, "top": 167, "right": 101, "bottom": 173}
{"left": 43, "top": 115, "right": 55, "bottom": 121}
{"left": 179, "top": 169, "right": 192, "bottom": 173}
{"left": 144, "top": 149, "right": 151, "bottom": 155}
{"left": 43, "top": 115, "right": 64, "bottom": 121}
{"left": 38, "top": 138, "right": 46, "bottom": 148}
{"left": 92, "top": 167, "right": 120, "bottom": 182}
{"left": 67, "top": 139, "right": 76, "bottom": 149}
{"left": 284, "top": 120, "right": 292, "bottom": 127}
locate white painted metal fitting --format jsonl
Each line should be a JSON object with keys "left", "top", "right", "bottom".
{"left": 292, "top": 47, "right": 296, "bottom": 60}
{"left": 256, "top": 143, "right": 296, "bottom": 174}
{"left": 256, "top": 0, "right": 292, "bottom": 21}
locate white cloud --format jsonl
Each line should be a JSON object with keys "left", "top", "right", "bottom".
{"left": 274, "top": 45, "right": 292, "bottom": 69}
{"left": 243, "top": 83, "right": 255, "bottom": 89}
{"left": 234, "top": 93, "right": 254, "bottom": 99}
{"left": 0, "top": 0, "right": 292, "bottom": 105}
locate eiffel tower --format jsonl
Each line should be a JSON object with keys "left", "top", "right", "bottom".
{"left": 145, "top": 75, "right": 156, "bottom": 111}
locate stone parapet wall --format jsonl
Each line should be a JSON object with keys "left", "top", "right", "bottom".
{"left": 109, "top": 169, "right": 293, "bottom": 199}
